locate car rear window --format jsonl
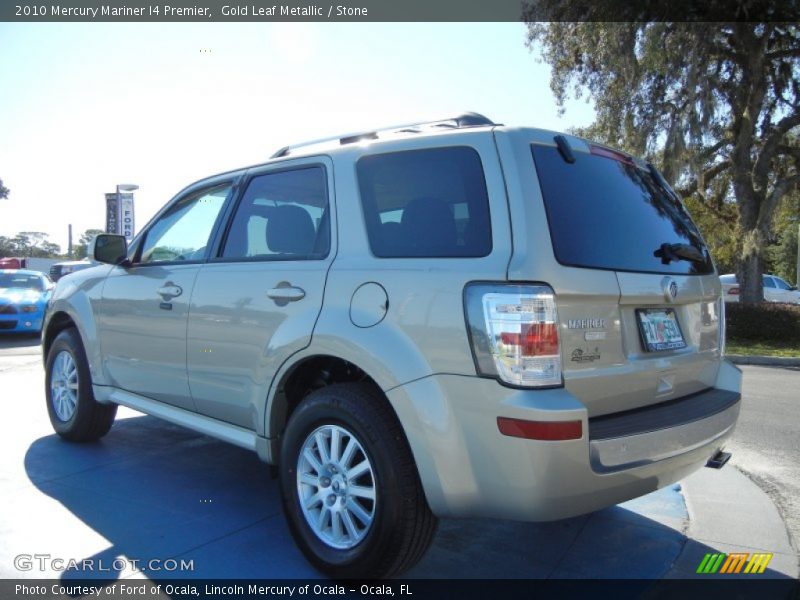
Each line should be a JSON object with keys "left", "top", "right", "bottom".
{"left": 357, "top": 147, "right": 492, "bottom": 258}
{"left": 531, "top": 144, "right": 713, "bottom": 275}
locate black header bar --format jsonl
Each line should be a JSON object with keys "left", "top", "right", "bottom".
{"left": 3, "top": 0, "right": 799, "bottom": 22}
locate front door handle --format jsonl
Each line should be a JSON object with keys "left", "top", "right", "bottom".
{"left": 157, "top": 283, "right": 183, "bottom": 300}
{"left": 267, "top": 283, "right": 305, "bottom": 305}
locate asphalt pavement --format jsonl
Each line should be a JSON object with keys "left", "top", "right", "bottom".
{"left": 725, "top": 364, "right": 800, "bottom": 567}
{"left": 0, "top": 335, "right": 797, "bottom": 585}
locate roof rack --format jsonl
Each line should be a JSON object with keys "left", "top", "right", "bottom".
{"left": 270, "top": 112, "right": 496, "bottom": 159}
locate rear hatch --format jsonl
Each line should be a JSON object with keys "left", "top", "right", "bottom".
{"left": 502, "top": 131, "right": 723, "bottom": 417}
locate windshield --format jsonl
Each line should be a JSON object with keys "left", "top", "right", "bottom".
{"left": 531, "top": 144, "right": 714, "bottom": 275}
{"left": 0, "top": 273, "right": 46, "bottom": 291}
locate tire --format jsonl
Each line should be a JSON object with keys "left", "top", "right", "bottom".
{"left": 279, "top": 383, "right": 437, "bottom": 579}
{"left": 45, "top": 328, "right": 117, "bottom": 442}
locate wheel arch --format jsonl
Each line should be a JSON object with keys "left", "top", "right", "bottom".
{"left": 43, "top": 310, "right": 78, "bottom": 362}
{"left": 43, "top": 297, "right": 105, "bottom": 385}
{"left": 268, "top": 354, "right": 386, "bottom": 443}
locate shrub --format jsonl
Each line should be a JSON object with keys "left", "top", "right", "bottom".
{"left": 725, "top": 302, "right": 800, "bottom": 343}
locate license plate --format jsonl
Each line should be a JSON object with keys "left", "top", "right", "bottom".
{"left": 636, "top": 308, "right": 687, "bottom": 352}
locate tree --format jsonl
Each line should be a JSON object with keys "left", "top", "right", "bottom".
{"left": 768, "top": 224, "right": 798, "bottom": 285}
{"left": 0, "top": 178, "right": 8, "bottom": 200}
{"left": 684, "top": 183, "right": 739, "bottom": 274}
{"left": 524, "top": 18, "right": 800, "bottom": 302}
{"left": 0, "top": 236, "right": 14, "bottom": 257}
{"left": 766, "top": 192, "right": 800, "bottom": 284}
{"left": 73, "top": 228, "right": 105, "bottom": 259}
{"left": 8, "top": 231, "right": 61, "bottom": 258}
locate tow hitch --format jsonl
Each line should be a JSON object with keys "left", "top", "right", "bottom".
{"left": 706, "top": 450, "right": 731, "bottom": 469}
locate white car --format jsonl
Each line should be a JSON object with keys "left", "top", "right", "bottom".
{"left": 720, "top": 273, "right": 800, "bottom": 303}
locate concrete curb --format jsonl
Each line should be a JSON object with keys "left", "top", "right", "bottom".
{"left": 667, "top": 466, "right": 799, "bottom": 579}
{"left": 727, "top": 354, "right": 800, "bottom": 367}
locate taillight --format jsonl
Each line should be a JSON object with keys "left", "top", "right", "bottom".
{"left": 464, "top": 283, "right": 562, "bottom": 387}
{"left": 729, "top": 287, "right": 740, "bottom": 295}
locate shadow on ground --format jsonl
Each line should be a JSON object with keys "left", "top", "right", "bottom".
{"left": 0, "top": 332, "right": 41, "bottom": 350}
{"left": 19, "top": 413, "right": 793, "bottom": 584}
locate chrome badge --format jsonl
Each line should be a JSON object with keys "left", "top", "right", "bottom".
{"left": 567, "top": 318, "right": 607, "bottom": 329}
{"left": 662, "top": 277, "right": 679, "bottom": 302}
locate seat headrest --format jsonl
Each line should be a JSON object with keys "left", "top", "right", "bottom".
{"left": 267, "top": 205, "right": 316, "bottom": 255}
{"left": 400, "top": 197, "right": 457, "bottom": 255}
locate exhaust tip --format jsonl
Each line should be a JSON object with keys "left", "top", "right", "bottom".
{"left": 706, "top": 450, "right": 731, "bottom": 469}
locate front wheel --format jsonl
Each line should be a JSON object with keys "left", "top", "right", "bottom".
{"left": 45, "top": 328, "right": 117, "bottom": 442}
{"left": 279, "top": 383, "right": 437, "bottom": 579}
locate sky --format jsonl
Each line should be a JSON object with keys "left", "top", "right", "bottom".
{"left": 0, "top": 23, "right": 595, "bottom": 251}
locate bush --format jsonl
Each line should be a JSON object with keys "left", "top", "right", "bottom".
{"left": 725, "top": 302, "right": 800, "bottom": 343}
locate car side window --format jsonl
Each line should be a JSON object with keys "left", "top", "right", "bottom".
{"left": 139, "top": 183, "right": 231, "bottom": 264}
{"left": 222, "top": 167, "right": 329, "bottom": 260}
{"left": 357, "top": 146, "right": 492, "bottom": 258}
{"left": 773, "top": 277, "right": 791, "bottom": 290}
{"left": 763, "top": 277, "right": 777, "bottom": 289}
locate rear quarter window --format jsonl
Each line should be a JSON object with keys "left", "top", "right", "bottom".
{"left": 357, "top": 146, "right": 492, "bottom": 258}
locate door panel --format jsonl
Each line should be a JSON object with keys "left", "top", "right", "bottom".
{"left": 187, "top": 261, "right": 329, "bottom": 428}
{"left": 97, "top": 265, "right": 200, "bottom": 410}
{"left": 95, "top": 181, "right": 234, "bottom": 410}
{"left": 187, "top": 160, "right": 334, "bottom": 429}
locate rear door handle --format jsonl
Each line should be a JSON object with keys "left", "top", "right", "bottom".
{"left": 157, "top": 283, "right": 183, "bottom": 300}
{"left": 267, "top": 284, "right": 305, "bottom": 304}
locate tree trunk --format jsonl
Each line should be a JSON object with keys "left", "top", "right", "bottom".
{"left": 736, "top": 227, "right": 765, "bottom": 303}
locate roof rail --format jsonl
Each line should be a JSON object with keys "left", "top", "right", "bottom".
{"left": 270, "top": 112, "right": 496, "bottom": 159}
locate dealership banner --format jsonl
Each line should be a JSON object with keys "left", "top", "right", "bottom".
{"left": 118, "top": 193, "right": 135, "bottom": 241}
{"left": 105, "top": 193, "right": 119, "bottom": 236}
{"left": 105, "top": 192, "right": 135, "bottom": 240}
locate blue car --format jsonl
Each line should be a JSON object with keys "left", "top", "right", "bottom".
{"left": 0, "top": 269, "right": 54, "bottom": 334}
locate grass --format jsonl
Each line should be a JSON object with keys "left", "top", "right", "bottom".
{"left": 726, "top": 338, "right": 800, "bottom": 358}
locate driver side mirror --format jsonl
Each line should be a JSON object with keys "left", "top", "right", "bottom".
{"left": 92, "top": 234, "right": 129, "bottom": 266}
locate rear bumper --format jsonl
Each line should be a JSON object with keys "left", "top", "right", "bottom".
{"left": 386, "top": 360, "right": 741, "bottom": 521}
{"left": 589, "top": 388, "right": 739, "bottom": 472}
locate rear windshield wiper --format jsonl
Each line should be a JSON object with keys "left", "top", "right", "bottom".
{"left": 653, "top": 242, "right": 705, "bottom": 265}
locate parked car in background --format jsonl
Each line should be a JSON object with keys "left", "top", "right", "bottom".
{"left": 0, "top": 257, "right": 63, "bottom": 275}
{"left": 0, "top": 257, "right": 26, "bottom": 270}
{"left": 49, "top": 259, "right": 95, "bottom": 282}
{"left": 720, "top": 273, "right": 800, "bottom": 304}
{"left": 0, "top": 269, "right": 53, "bottom": 334}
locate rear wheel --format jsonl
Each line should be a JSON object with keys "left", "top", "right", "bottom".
{"left": 279, "top": 383, "right": 437, "bottom": 579}
{"left": 45, "top": 328, "right": 117, "bottom": 442}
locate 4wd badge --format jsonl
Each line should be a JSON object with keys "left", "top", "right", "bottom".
{"left": 571, "top": 348, "right": 601, "bottom": 363}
